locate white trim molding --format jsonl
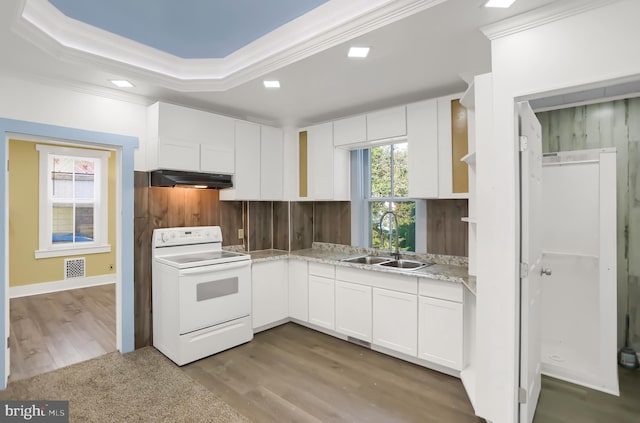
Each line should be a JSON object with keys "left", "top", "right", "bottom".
{"left": 481, "top": 0, "right": 619, "bottom": 40}
{"left": 9, "top": 274, "right": 115, "bottom": 298}
{"left": 13, "top": 0, "right": 447, "bottom": 92}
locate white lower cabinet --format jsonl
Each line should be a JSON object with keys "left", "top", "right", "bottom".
{"left": 418, "top": 296, "right": 463, "bottom": 370}
{"left": 288, "top": 260, "right": 309, "bottom": 322}
{"left": 372, "top": 288, "right": 417, "bottom": 356}
{"left": 335, "top": 281, "right": 372, "bottom": 342}
{"left": 308, "top": 275, "right": 335, "bottom": 330}
{"left": 251, "top": 261, "right": 288, "bottom": 330}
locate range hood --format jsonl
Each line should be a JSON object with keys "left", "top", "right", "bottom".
{"left": 150, "top": 170, "right": 232, "bottom": 189}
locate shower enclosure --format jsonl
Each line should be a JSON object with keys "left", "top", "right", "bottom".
{"left": 540, "top": 148, "right": 618, "bottom": 395}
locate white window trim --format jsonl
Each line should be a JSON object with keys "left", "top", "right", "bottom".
{"left": 35, "top": 144, "right": 111, "bottom": 259}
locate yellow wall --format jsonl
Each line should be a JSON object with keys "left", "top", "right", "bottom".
{"left": 8, "top": 139, "right": 117, "bottom": 286}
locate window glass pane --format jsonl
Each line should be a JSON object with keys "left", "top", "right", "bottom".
{"left": 370, "top": 201, "right": 390, "bottom": 249}
{"left": 52, "top": 173, "right": 73, "bottom": 199}
{"left": 369, "top": 201, "right": 415, "bottom": 252}
{"left": 75, "top": 205, "right": 94, "bottom": 242}
{"left": 52, "top": 203, "right": 73, "bottom": 244}
{"left": 394, "top": 201, "right": 416, "bottom": 252}
{"left": 75, "top": 173, "right": 95, "bottom": 199}
{"left": 393, "top": 142, "right": 409, "bottom": 197}
{"left": 370, "top": 145, "right": 391, "bottom": 198}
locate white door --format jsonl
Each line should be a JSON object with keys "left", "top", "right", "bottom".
{"left": 518, "top": 101, "right": 545, "bottom": 423}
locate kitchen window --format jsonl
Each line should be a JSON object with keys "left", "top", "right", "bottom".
{"left": 352, "top": 142, "right": 425, "bottom": 252}
{"left": 35, "top": 144, "right": 111, "bottom": 258}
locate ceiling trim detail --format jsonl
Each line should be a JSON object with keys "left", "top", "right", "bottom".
{"left": 481, "top": 0, "right": 618, "bottom": 40}
{"left": 14, "top": 0, "right": 447, "bottom": 92}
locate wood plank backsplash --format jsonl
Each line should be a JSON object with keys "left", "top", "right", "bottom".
{"left": 273, "top": 202, "right": 289, "bottom": 250}
{"left": 314, "top": 202, "right": 351, "bottom": 246}
{"left": 427, "top": 199, "right": 468, "bottom": 257}
{"left": 290, "top": 202, "right": 313, "bottom": 250}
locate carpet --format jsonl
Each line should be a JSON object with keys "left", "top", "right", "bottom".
{"left": 0, "top": 347, "right": 251, "bottom": 423}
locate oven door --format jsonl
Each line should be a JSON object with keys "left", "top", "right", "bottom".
{"left": 178, "top": 260, "right": 251, "bottom": 335}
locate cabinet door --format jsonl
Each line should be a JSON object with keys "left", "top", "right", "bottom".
{"left": 307, "top": 122, "right": 334, "bottom": 200}
{"left": 407, "top": 100, "right": 439, "bottom": 198}
{"left": 335, "top": 281, "right": 372, "bottom": 342}
{"left": 156, "top": 102, "right": 208, "bottom": 171}
{"left": 418, "top": 296, "right": 463, "bottom": 370}
{"left": 288, "top": 260, "right": 309, "bottom": 322}
{"left": 260, "top": 126, "right": 284, "bottom": 200}
{"left": 234, "top": 120, "right": 261, "bottom": 200}
{"left": 308, "top": 275, "right": 335, "bottom": 330}
{"left": 372, "top": 288, "right": 417, "bottom": 356}
{"left": 252, "top": 261, "right": 288, "bottom": 330}
{"left": 201, "top": 115, "right": 235, "bottom": 174}
{"left": 367, "top": 106, "right": 406, "bottom": 141}
{"left": 334, "top": 115, "right": 366, "bottom": 147}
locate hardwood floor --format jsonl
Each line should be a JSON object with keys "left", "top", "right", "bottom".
{"left": 9, "top": 284, "right": 116, "bottom": 382}
{"left": 535, "top": 368, "right": 640, "bottom": 423}
{"left": 182, "top": 323, "right": 481, "bottom": 423}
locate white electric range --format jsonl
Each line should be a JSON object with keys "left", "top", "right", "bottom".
{"left": 152, "top": 226, "right": 252, "bottom": 365}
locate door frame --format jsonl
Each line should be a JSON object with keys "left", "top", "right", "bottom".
{"left": 0, "top": 118, "right": 138, "bottom": 389}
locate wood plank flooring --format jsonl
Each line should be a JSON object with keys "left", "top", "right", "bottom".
{"left": 535, "top": 368, "right": 640, "bottom": 423}
{"left": 9, "top": 284, "right": 116, "bottom": 382}
{"left": 182, "top": 323, "right": 481, "bottom": 423}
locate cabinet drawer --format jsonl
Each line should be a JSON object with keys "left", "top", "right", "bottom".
{"left": 418, "top": 278, "right": 462, "bottom": 303}
{"left": 309, "top": 262, "right": 335, "bottom": 279}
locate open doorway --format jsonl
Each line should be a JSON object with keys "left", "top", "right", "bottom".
{"left": 519, "top": 91, "right": 640, "bottom": 422}
{"left": 6, "top": 136, "right": 118, "bottom": 382}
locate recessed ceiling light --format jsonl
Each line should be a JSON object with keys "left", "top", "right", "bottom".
{"left": 348, "top": 47, "right": 370, "bottom": 58}
{"left": 110, "top": 79, "right": 134, "bottom": 88}
{"left": 485, "top": 0, "right": 516, "bottom": 7}
{"left": 263, "top": 80, "right": 280, "bottom": 88}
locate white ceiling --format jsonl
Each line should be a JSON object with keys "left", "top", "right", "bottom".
{"left": 0, "top": 0, "right": 558, "bottom": 127}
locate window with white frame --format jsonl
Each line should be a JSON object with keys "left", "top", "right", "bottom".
{"left": 35, "top": 145, "right": 111, "bottom": 258}
{"left": 353, "top": 142, "right": 421, "bottom": 252}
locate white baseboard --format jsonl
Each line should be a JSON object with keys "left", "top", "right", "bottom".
{"left": 10, "top": 275, "right": 116, "bottom": 298}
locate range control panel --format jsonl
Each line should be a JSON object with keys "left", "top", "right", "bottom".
{"left": 153, "top": 226, "right": 222, "bottom": 247}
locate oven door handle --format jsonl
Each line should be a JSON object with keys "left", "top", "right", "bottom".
{"left": 179, "top": 260, "right": 251, "bottom": 275}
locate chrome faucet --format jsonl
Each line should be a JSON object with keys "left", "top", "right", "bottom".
{"left": 379, "top": 210, "right": 400, "bottom": 260}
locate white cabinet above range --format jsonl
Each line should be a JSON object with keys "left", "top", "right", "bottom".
{"left": 219, "top": 122, "right": 284, "bottom": 201}
{"left": 146, "top": 102, "right": 235, "bottom": 174}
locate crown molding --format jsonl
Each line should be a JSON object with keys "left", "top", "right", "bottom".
{"left": 481, "top": 0, "right": 619, "bottom": 41}
{"left": 14, "top": 0, "right": 446, "bottom": 92}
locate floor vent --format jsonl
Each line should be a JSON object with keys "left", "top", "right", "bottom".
{"left": 64, "top": 257, "right": 86, "bottom": 279}
{"left": 347, "top": 336, "right": 371, "bottom": 349}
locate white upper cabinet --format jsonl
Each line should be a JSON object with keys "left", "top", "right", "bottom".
{"left": 366, "top": 106, "right": 407, "bottom": 141}
{"left": 407, "top": 99, "right": 439, "bottom": 199}
{"left": 229, "top": 120, "right": 261, "bottom": 200}
{"left": 333, "top": 115, "right": 367, "bottom": 147}
{"left": 260, "top": 125, "right": 284, "bottom": 200}
{"left": 147, "top": 101, "right": 235, "bottom": 174}
{"left": 300, "top": 123, "right": 350, "bottom": 201}
{"left": 200, "top": 114, "right": 235, "bottom": 174}
{"left": 221, "top": 123, "right": 285, "bottom": 201}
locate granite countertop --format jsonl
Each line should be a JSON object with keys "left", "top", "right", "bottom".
{"left": 246, "top": 244, "right": 476, "bottom": 295}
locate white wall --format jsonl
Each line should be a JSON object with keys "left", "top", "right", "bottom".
{"left": 476, "top": 1, "right": 640, "bottom": 422}
{"left": 0, "top": 75, "right": 148, "bottom": 170}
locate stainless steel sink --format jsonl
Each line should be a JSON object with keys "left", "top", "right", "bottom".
{"left": 341, "top": 256, "right": 393, "bottom": 265}
{"left": 378, "top": 259, "right": 432, "bottom": 271}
